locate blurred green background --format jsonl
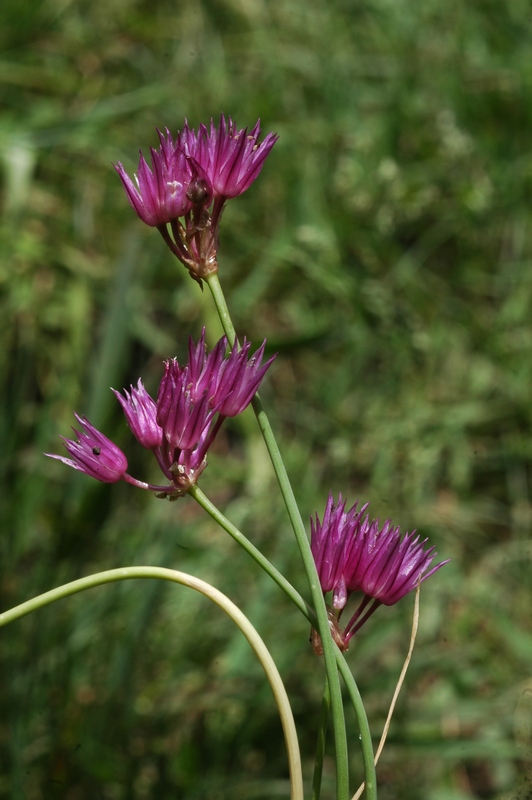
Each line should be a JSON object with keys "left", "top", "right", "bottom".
{"left": 1, "top": 0, "right": 532, "bottom": 797}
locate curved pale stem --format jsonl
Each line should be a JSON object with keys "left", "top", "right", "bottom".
{"left": 0, "top": 567, "right": 304, "bottom": 800}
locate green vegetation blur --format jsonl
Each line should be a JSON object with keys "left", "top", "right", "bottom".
{"left": 1, "top": 0, "right": 532, "bottom": 797}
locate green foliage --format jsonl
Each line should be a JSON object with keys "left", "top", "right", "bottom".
{"left": 1, "top": 0, "right": 532, "bottom": 797}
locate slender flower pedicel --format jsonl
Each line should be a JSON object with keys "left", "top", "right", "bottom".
{"left": 311, "top": 493, "right": 449, "bottom": 650}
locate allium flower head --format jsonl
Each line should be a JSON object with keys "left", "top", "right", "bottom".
{"left": 46, "top": 414, "right": 128, "bottom": 483}
{"left": 114, "top": 129, "right": 211, "bottom": 227}
{"left": 47, "top": 332, "right": 275, "bottom": 499}
{"left": 115, "top": 117, "right": 277, "bottom": 281}
{"left": 311, "top": 493, "right": 449, "bottom": 648}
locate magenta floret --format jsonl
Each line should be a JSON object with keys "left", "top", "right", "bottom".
{"left": 209, "top": 338, "right": 276, "bottom": 417}
{"left": 156, "top": 361, "right": 215, "bottom": 451}
{"left": 114, "top": 129, "right": 208, "bottom": 226}
{"left": 113, "top": 379, "right": 163, "bottom": 449}
{"left": 46, "top": 414, "right": 128, "bottom": 483}
{"left": 179, "top": 115, "right": 279, "bottom": 200}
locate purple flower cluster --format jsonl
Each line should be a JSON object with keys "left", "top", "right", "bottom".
{"left": 311, "top": 493, "right": 449, "bottom": 650}
{"left": 115, "top": 116, "right": 278, "bottom": 283}
{"left": 47, "top": 331, "right": 275, "bottom": 498}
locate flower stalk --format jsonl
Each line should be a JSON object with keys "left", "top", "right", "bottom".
{"left": 188, "top": 484, "right": 312, "bottom": 621}
{"left": 205, "top": 270, "right": 352, "bottom": 800}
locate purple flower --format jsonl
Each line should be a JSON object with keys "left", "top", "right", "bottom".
{"left": 209, "top": 338, "right": 276, "bottom": 417}
{"left": 156, "top": 361, "right": 215, "bottom": 451}
{"left": 179, "top": 115, "right": 278, "bottom": 200}
{"left": 311, "top": 494, "right": 369, "bottom": 611}
{"left": 115, "top": 118, "right": 277, "bottom": 282}
{"left": 182, "top": 329, "right": 276, "bottom": 415}
{"left": 114, "top": 129, "right": 210, "bottom": 227}
{"left": 186, "top": 328, "right": 227, "bottom": 402}
{"left": 47, "top": 331, "right": 275, "bottom": 499}
{"left": 311, "top": 493, "right": 449, "bottom": 647}
{"left": 113, "top": 379, "right": 163, "bottom": 449}
{"left": 46, "top": 414, "right": 128, "bottom": 483}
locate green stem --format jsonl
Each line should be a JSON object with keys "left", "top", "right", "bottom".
{"left": 188, "top": 484, "right": 313, "bottom": 622}
{"left": 190, "top": 483, "right": 376, "bottom": 798}
{"left": 336, "top": 655, "right": 376, "bottom": 800}
{"left": 207, "top": 271, "right": 238, "bottom": 343}
{"left": 312, "top": 679, "right": 331, "bottom": 800}
{"left": 0, "top": 567, "right": 304, "bottom": 800}
{"left": 206, "top": 271, "right": 351, "bottom": 800}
